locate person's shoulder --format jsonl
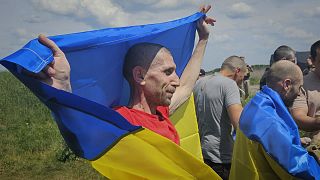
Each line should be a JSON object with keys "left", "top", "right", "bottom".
{"left": 240, "top": 94, "right": 284, "bottom": 137}
{"left": 218, "top": 76, "right": 238, "bottom": 87}
{"left": 194, "top": 76, "right": 206, "bottom": 87}
{"left": 194, "top": 75, "right": 214, "bottom": 87}
{"left": 215, "top": 74, "right": 233, "bottom": 82}
{"left": 304, "top": 71, "right": 317, "bottom": 81}
{"left": 208, "top": 75, "right": 237, "bottom": 91}
{"left": 303, "top": 71, "right": 320, "bottom": 89}
{"left": 204, "top": 74, "right": 230, "bottom": 84}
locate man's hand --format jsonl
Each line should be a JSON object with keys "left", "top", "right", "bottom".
{"left": 301, "top": 137, "right": 312, "bottom": 147}
{"left": 197, "top": 5, "right": 216, "bottom": 40}
{"left": 169, "top": 4, "right": 215, "bottom": 115}
{"left": 27, "top": 34, "right": 71, "bottom": 92}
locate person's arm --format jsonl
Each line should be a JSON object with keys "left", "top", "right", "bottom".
{"left": 291, "top": 107, "right": 320, "bottom": 131}
{"left": 169, "top": 5, "right": 215, "bottom": 115}
{"left": 27, "top": 34, "right": 72, "bottom": 92}
{"left": 291, "top": 90, "right": 320, "bottom": 131}
{"left": 227, "top": 104, "right": 243, "bottom": 129}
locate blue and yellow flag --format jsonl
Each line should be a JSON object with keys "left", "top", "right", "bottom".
{"left": 230, "top": 86, "right": 320, "bottom": 180}
{"left": 0, "top": 13, "right": 220, "bottom": 179}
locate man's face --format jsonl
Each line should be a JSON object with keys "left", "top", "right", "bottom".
{"left": 283, "top": 77, "right": 303, "bottom": 107}
{"left": 142, "top": 49, "right": 180, "bottom": 106}
{"left": 279, "top": 53, "right": 297, "bottom": 64}
{"left": 288, "top": 53, "right": 297, "bottom": 64}
{"left": 235, "top": 69, "right": 246, "bottom": 86}
{"left": 313, "top": 49, "right": 320, "bottom": 75}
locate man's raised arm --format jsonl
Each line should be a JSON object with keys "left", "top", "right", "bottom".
{"left": 169, "top": 5, "right": 215, "bottom": 115}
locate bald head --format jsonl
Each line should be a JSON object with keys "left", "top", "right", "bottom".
{"left": 266, "top": 60, "right": 303, "bottom": 107}
{"left": 123, "top": 43, "right": 172, "bottom": 82}
{"left": 266, "top": 61, "right": 302, "bottom": 89}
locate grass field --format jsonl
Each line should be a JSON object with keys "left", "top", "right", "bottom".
{"left": 0, "top": 71, "right": 104, "bottom": 179}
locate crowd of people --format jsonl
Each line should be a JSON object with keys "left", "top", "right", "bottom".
{"left": 195, "top": 42, "right": 320, "bottom": 179}
{"left": 25, "top": 4, "right": 320, "bottom": 180}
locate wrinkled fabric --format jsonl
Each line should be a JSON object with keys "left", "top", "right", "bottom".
{"left": 231, "top": 86, "right": 320, "bottom": 179}
{"left": 0, "top": 13, "right": 221, "bottom": 179}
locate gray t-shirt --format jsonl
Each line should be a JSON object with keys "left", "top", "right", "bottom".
{"left": 193, "top": 74, "right": 241, "bottom": 163}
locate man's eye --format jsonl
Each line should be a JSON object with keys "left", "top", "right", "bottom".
{"left": 164, "top": 69, "right": 173, "bottom": 75}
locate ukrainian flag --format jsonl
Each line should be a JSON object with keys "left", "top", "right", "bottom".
{"left": 230, "top": 86, "right": 320, "bottom": 180}
{"left": 0, "top": 13, "right": 220, "bottom": 179}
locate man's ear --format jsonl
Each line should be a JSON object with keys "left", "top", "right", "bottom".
{"left": 235, "top": 67, "right": 241, "bottom": 73}
{"left": 282, "top": 79, "right": 292, "bottom": 91}
{"left": 132, "top": 66, "right": 146, "bottom": 85}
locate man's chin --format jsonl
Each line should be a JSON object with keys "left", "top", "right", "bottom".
{"left": 284, "top": 100, "right": 294, "bottom": 107}
{"left": 159, "top": 99, "right": 171, "bottom": 107}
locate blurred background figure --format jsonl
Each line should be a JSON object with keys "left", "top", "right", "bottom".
{"left": 238, "top": 56, "right": 253, "bottom": 100}
{"left": 260, "top": 45, "right": 296, "bottom": 90}
{"left": 291, "top": 40, "right": 320, "bottom": 163}
{"left": 303, "top": 55, "right": 315, "bottom": 75}
{"left": 199, "top": 68, "right": 206, "bottom": 79}
{"left": 194, "top": 55, "right": 246, "bottom": 179}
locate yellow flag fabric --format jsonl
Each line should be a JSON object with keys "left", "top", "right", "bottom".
{"left": 170, "top": 93, "right": 204, "bottom": 160}
{"left": 229, "top": 129, "right": 299, "bottom": 180}
{"left": 91, "top": 129, "right": 221, "bottom": 179}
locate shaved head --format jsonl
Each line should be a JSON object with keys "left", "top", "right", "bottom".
{"left": 123, "top": 43, "right": 172, "bottom": 82}
{"left": 266, "top": 60, "right": 303, "bottom": 107}
{"left": 266, "top": 60, "right": 302, "bottom": 87}
{"left": 272, "top": 45, "right": 296, "bottom": 64}
{"left": 221, "top": 55, "right": 247, "bottom": 72}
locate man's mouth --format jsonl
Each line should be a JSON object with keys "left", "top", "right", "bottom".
{"left": 167, "top": 90, "right": 175, "bottom": 95}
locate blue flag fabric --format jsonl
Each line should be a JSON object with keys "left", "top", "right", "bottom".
{"left": 0, "top": 12, "right": 204, "bottom": 160}
{"left": 239, "top": 86, "right": 320, "bottom": 179}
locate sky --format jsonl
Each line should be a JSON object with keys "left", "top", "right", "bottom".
{"left": 0, "top": 0, "right": 319, "bottom": 71}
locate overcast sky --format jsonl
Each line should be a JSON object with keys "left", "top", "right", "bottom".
{"left": 0, "top": 0, "right": 319, "bottom": 71}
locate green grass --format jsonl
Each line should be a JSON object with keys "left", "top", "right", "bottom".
{"left": 0, "top": 72, "right": 104, "bottom": 179}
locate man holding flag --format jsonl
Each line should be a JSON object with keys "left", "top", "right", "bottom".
{"left": 14, "top": 5, "right": 221, "bottom": 179}
{"left": 30, "top": 5, "right": 215, "bottom": 145}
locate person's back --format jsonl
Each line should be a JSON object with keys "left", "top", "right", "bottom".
{"left": 194, "top": 74, "right": 238, "bottom": 163}
{"left": 230, "top": 61, "right": 320, "bottom": 179}
{"left": 194, "top": 55, "right": 245, "bottom": 179}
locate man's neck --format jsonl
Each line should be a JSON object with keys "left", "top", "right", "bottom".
{"left": 130, "top": 102, "right": 156, "bottom": 114}
{"left": 220, "top": 69, "right": 235, "bottom": 81}
{"left": 128, "top": 89, "right": 157, "bottom": 114}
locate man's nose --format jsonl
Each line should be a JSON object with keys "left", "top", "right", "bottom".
{"left": 172, "top": 72, "right": 180, "bottom": 87}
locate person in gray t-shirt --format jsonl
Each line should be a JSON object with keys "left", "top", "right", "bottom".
{"left": 194, "top": 56, "right": 246, "bottom": 180}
